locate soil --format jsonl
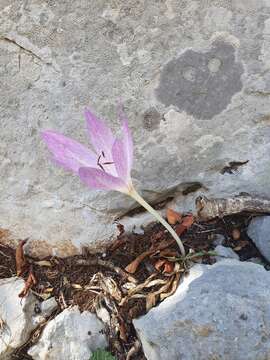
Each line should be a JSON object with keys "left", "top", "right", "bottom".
{"left": 0, "top": 212, "right": 266, "bottom": 360}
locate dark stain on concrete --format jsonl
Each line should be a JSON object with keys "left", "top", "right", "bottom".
{"left": 156, "top": 40, "right": 244, "bottom": 119}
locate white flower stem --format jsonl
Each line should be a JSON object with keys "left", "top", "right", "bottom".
{"left": 128, "top": 187, "right": 186, "bottom": 256}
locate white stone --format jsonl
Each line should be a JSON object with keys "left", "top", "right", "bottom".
{"left": 0, "top": 277, "right": 39, "bottom": 359}
{"left": 28, "top": 307, "right": 107, "bottom": 360}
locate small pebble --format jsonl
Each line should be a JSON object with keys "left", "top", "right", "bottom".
{"left": 232, "top": 229, "right": 241, "bottom": 240}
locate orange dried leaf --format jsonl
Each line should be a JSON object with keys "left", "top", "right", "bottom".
{"left": 174, "top": 224, "right": 186, "bottom": 236}
{"left": 181, "top": 214, "right": 194, "bottom": 228}
{"left": 18, "top": 270, "right": 37, "bottom": 298}
{"left": 166, "top": 208, "right": 182, "bottom": 225}
{"left": 154, "top": 259, "right": 166, "bottom": 271}
{"left": 16, "top": 238, "right": 29, "bottom": 276}
{"left": 175, "top": 215, "right": 194, "bottom": 236}
{"left": 125, "top": 250, "right": 153, "bottom": 274}
{"left": 163, "top": 261, "right": 174, "bottom": 274}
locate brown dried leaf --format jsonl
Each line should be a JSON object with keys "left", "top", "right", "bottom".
{"left": 158, "top": 250, "right": 178, "bottom": 258}
{"left": 175, "top": 214, "right": 194, "bottom": 236}
{"left": 35, "top": 260, "right": 52, "bottom": 267}
{"left": 125, "top": 250, "right": 153, "bottom": 274}
{"left": 126, "top": 237, "right": 178, "bottom": 274}
{"left": 71, "top": 283, "right": 83, "bottom": 289}
{"left": 146, "top": 293, "right": 156, "bottom": 311}
{"left": 166, "top": 208, "right": 182, "bottom": 225}
{"left": 154, "top": 259, "right": 174, "bottom": 274}
{"left": 154, "top": 259, "right": 166, "bottom": 271}
{"left": 119, "top": 318, "right": 128, "bottom": 342}
{"left": 44, "top": 287, "right": 54, "bottom": 293}
{"left": 163, "top": 261, "right": 174, "bottom": 274}
{"left": 181, "top": 214, "right": 194, "bottom": 228}
{"left": 160, "top": 273, "right": 181, "bottom": 300}
{"left": 16, "top": 238, "right": 29, "bottom": 276}
{"left": 18, "top": 270, "right": 37, "bottom": 298}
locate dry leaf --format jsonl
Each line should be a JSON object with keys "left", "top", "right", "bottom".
{"left": 19, "top": 270, "right": 37, "bottom": 298}
{"left": 72, "top": 283, "right": 83, "bottom": 289}
{"left": 166, "top": 208, "right": 182, "bottom": 225}
{"left": 181, "top": 214, "right": 194, "bottom": 227}
{"left": 16, "top": 238, "right": 29, "bottom": 276}
{"left": 35, "top": 260, "right": 52, "bottom": 267}
{"left": 160, "top": 273, "right": 181, "bottom": 300}
{"left": 154, "top": 259, "right": 174, "bottom": 274}
{"left": 126, "top": 237, "right": 177, "bottom": 274}
{"left": 157, "top": 250, "right": 178, "bottom": 258}
{"left": 44, "top": 287, "right": 54, "bottom": 293}
{"left": 175, "top": 214, "right": 194, "bottom": 236}
{"left": 119, "top": 318, "right": 128, "bottom": 342}
{"left": 125, "top": 250, "right": 153, "bottom": 274}
{"left": 154, "top": 259, "right": 166, "bottom": 271}
{"left": 163, "top": 261, "right": 174, "bottom": 274}
{"left": 126, "top": 340, "right": 141, "bottom": 360}
{"left": 146, "top": 293, "right": 156, "bottom": 311}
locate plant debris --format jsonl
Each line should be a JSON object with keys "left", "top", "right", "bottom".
{"left": 0, "top": 210, "right": 266, "bottom": 360}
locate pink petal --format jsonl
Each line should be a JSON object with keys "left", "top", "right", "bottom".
{"left": 78, "top": 167, "right": 128, "bottom": 192}
{"left": 118, "top": 104, "right": 133, "bottom": 174}
{"left": 84, "top": 109, "right": 115, "bottom": 157}
{"left": 41, "top": 130, "right": 97, "bottom": 173}
{"left": 112, "top": 138, "right": 129, "bottom": 181}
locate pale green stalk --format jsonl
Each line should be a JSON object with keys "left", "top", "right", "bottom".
{"left": 128, "top": 187, "right": 186, "bottom": 256}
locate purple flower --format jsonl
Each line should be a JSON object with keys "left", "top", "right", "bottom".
{"left": 42, "top": 105, "right": 186, "bottom": 256}
{"left": 42, "top": 107, "right": 133, "bottom": 194}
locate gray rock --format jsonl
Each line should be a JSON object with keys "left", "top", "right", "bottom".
{"left": 214, "top": 245, "right": 239, "bottom": 261}
{"left": 40, "top": 297, "right": 58, "bottom": 316}
{"left": 134, "top": 260, "right": 270, "bottom": 360}
{"left": 28, "top": 306, "right": 107, "bottom": 360}
{"left": 212, "top": 234, "right": 226, "bottom": 246}
{"left": 0, "top": 277, "right": 39, "bottom": 359}
{"left": 132, "top": 224, "right": 145, "bottom": 235}
{"left": 2, "top": 1, "right": 270, "bottom": 256}
{"left": 247, "top": 216, "right": 270, "bottom": 261}
{"left": 247, "top": 257, "right": 265, "bottom": 265}
{"left": 33, "top": 297, "right": 58, "bottom": 325}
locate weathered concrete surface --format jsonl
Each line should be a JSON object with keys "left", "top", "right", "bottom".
{"left": 1, "top": 1, "right": 270, "bottom": 255}
{"left": 134, "top": 259, "right": 270, "bottom": 360}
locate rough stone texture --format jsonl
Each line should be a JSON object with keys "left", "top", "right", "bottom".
{"left": 33, "top": 297, "right": 58, "bottom": 325}
{"left": 28, "top": 306, "right": 107, "bottom": 360}
{"left": 2, "top": 1, "right": 270, "bottom": 255}
{"left": 0, "top": 277, "right": 39, "bottom": 359}
{"left": 247, "top": 215, "right": 270, "bottom": 261}
{"left": 214, "top": 244, "right": 239, "bottom": 261}
{"left": 134, "top": 259, "right": 270, "bottom": 360}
